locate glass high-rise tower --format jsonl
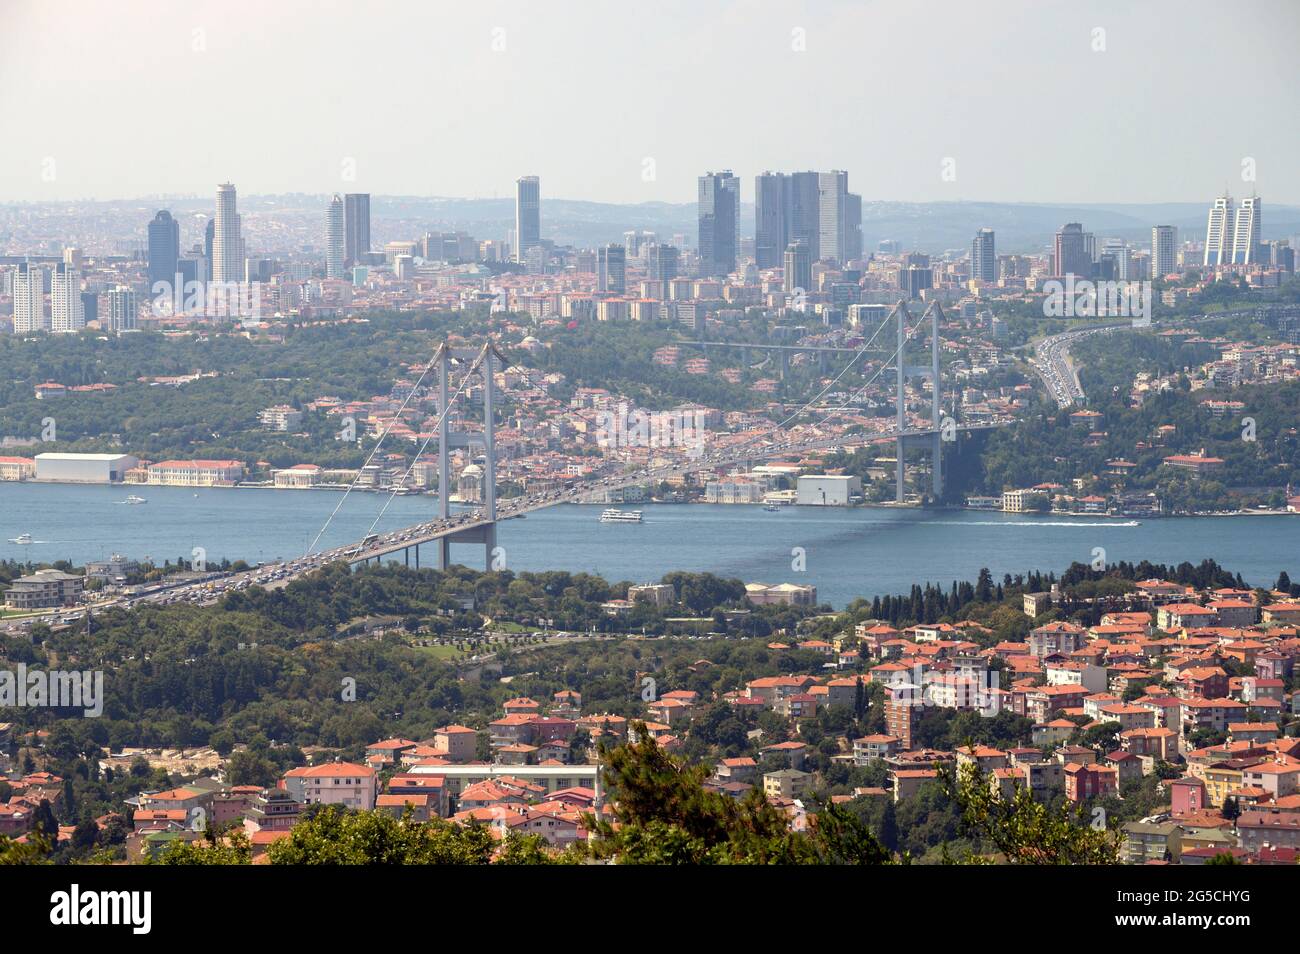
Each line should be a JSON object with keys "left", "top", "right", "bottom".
{"left": 697, "top": 170, "right": 739, "bottom": 277}
{"left": 344, "top": 193, "right": 370, "bottom": 267}
{"left": 971, "top": 228, "right": 997, "bottom": 283}
{"left": 514, "top": 176, "right": 540, "bottom": 263}
{"left": 147, "top": 210, "right": 180, "bottom": 289}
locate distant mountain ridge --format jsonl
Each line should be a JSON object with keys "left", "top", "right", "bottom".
{"left": 7, "top": 195, "right": 1299, "bottom": 256}
{"left": 340, "top": 195, "right": 1300, "bottom": 254}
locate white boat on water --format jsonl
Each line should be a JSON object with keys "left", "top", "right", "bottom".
{"left": 599, "top": 508, "right": 643, "bottom": 523}
{"left": 8, "top": 533, "right": 34, "bottom": 545}
{"left": 122, "top": 494, "right": 147, "bottom": 505}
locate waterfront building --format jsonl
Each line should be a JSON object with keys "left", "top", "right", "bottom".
{"left": 34, "top": 452, "right": 138, "bottom": 483}
{"left": 4, "top": 568, "right": 84, "bottom": 609}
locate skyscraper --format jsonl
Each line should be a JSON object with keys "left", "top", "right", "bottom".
{"left": 900, "top": 265, "right": 933, "bottom": 299}
{"left": 1099, "top": 238, "right": 1132, "bottom": 281}
{"left": 817, "top": 170, "right": 857, "bottom": 265}
{"left": 50, "top": 263, "right": 85, "bottom": 333}
{"left": 1231, "top": 195, "right": 1262, "bottom": 265}
{"left": 1203, "top": 194, "right": 1234, "bottom": 266}
{"left": 1053, "top": 223, "right": 1090, "bottom": 277}
{"left": 11, "top": 263, "right": 46, "bottom": 335}
{"left": 1151, "top": 225, "right": 1177, "bottom": 278}
{"left": 697, "top": 170, "right": 739, "bottom": 277}
{"left": 514, "top": 176, "right": 540, "bottom": 263}
{"left": 147, "top": 210, "right": 180, "bottom": 290}
{"left": 789, "top": 171, "right": 821, "bottom": 262}
{"left": 106, "top": 285, "right": 138, "bottom": 331}
{"left": 596, "top": 244, "right": 626, "bottom": 294}
{"left": 646, "top": 243, "right": 679, "bottom": 282}
{"left": 971, "top": 228, "right": 997, "bottom": 283}
{"left": 845, "top": 192, "right": 863, "bottom": 263}
{"left": 212, "top": 183, "right": 242, "bottom": 283}
{"left": 755, "top": 172, "right": 790, "bottom": 269}
{"left": 326, "top": 194, "right": 345, "bottom": 279}
{"left": 204, "top": 217, "right": 215, "bottom": 281}
{"left": 344, "top": 193, "right": 370, "bottom": 267}
{"left": 783, "top": 241, "right": 811, "bottom": 295}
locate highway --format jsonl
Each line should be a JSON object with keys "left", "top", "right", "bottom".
{"left": 1029, "top": 322, "right": 1131, "bottom": 408}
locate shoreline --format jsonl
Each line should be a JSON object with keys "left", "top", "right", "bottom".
{"left": 2, "top": 480, "right": 1296, "bottom": 520}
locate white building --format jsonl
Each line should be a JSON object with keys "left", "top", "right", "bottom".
{"left": 50, "top": 264, "right": 85, "bottom": 333}
{"left": 1151, "top": 226, "right": 1177, "bottom": 279}
{"left": 35, "top": 452, "right": 138, "bottom": 483}
{"left": 325, "top": 194, "right": 345, "bottom": 279}
{"left": 105, "top": 285, "right": 138, "bottom": 331}
{"left": 705, "top": 479, "right": 764, "bottom": 503}
{"left": 212, "top": 182, "right": 243, "bottom": 283}
{"left": 1231, "top": 195, "right": 1261, "bottom": 265}
{"left": 628, "top": 583, "right": 676, "bottom": 607}
{"left": 259, "top": 405, "right": 303, "bottom": 431}
{"left": 795, "top": 474, "right": 861, "bottom": 506}
{"left": 11, "top": 263, "right": 46, "bottom": 334}
{"left": 1203, "top": 194, "right": 1233, "bottom": 266}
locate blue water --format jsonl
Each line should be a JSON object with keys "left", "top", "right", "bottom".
{"left": 0, "top": 482, "right": 1295, "bottom": 607}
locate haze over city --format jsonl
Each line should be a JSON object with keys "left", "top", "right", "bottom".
{"left": 2, "top": 0, "right": 1297, "bottom": 205}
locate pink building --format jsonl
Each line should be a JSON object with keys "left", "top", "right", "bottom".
{"left": 283, "top": 762, "right": 377, "bottom": 810}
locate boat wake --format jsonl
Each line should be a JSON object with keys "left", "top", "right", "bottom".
{"left": 935, "top": 520, "right": 1141, "bottom": 528}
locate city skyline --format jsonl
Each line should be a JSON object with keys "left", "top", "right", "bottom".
{"left": 4, "top": 0, "right": 1300, "bottom": 898}
{"left": 2, "top": 0, "right": 1297, "bottom": 205}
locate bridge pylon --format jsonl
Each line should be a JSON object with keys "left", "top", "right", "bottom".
{"left": 433, "top": 341, "right": 507, "bottom": 571}
{"left": 894, "top": 300, "right": 945, "bottom": 503}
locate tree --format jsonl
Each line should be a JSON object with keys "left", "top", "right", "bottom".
{"left": 31, "top": 800, "right": 59, "bottom": 844}
{"left": 940, "top": 762, "right": 1121, "bottom": 864}
{"left": 0, "top": 832, "right": 51, "bottom": 865}
{"left": 266, "top": 806, "right": 495, "bottom": 865}
{"left": 223, "top": 749, "right": 280, "bottom": 788}
{"left": 878, "top": 799, "right": 900, "bottom": 855}
{"left": 580, "top": 724, "right": 888, "bottom": 865}
{"left": 156, "top": 829, "right": 253, "bottom": 865}
{"left": 70, "top": 820, "right": 100, "bottom": 852}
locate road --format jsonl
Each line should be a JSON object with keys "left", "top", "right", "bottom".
{"left": 1029, "top": 323, "right": 1132, "bottom": 408}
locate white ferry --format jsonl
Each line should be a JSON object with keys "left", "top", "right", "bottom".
{"left": 599, "top": 509, "right": 643, "bottom": 523}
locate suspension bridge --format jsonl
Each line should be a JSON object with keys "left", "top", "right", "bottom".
{"left": 112, "top": 300, "right": 1008, "bottom": 608}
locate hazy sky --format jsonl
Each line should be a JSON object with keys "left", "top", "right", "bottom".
{"left": 3, "top": 0, "right": 1296, "bottom": 205}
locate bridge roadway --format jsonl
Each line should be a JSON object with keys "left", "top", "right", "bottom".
{"left": 25, "top": 420, "right": 1007, "bottom": 621}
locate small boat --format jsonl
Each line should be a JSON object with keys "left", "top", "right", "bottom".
{"left": 599, "top": 508, "right": 643, "bottom": 523}
{"left": 8, "top": 532, "right": 34, "bottom": 545}
{"left": 122, "top": 494, "right": 147, "bottom": 505}
{"left": 763, "top": 503, "right": 781, "bottom": 512}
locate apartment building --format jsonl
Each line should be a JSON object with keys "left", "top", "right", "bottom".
{"left": 282, "top": 762, "right": 377, "bottom": 810}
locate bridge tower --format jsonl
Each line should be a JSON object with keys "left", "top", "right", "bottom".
{"left": 433, "top": 342, "right": 506, "bottom": 571}
{"left": 894, "top": 301, "right": 944, "bottom": 503}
